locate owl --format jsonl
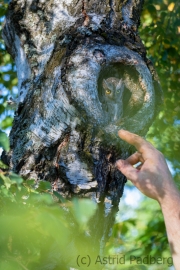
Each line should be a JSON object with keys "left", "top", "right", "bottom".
{"left": 102, "top": 77, "right": 124, "bottom": 122}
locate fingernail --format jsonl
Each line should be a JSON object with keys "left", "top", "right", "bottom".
{"left": 118, "top": 129, "right": 126, "bottom": 136}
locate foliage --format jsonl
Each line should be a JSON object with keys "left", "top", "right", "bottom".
{"left": 0, "top": 1, "right": 17, "bottom": 130}
{"left": 0, "top": 0, "right": 179, "bottom": 269}
{"left": 0, "top": 191, "right": 97, "bottom": 270}
{"left": 0, "top": 137, "right": 97, "bottom": 270}
{"left": 106, "top": 189, "right": 172, "bottom": 269}
{"left": 140, "top": 0, "right": 180, "bottom": 176}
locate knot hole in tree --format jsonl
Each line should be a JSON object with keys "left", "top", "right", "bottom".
{"left": 98, "top": 62, "right": 144, "bottom": 125}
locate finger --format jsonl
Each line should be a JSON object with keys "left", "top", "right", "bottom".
{"left": 125, "top": 152, "right": 143, "bottom": 165}
{"left": 136, "top": 164, "right": 143, "bottom": 170}
{"left": 118, "top": 130, "right": 156, "bottom": 159}
{"left": 116, "top": 160, "right": 139, "bottom": 183}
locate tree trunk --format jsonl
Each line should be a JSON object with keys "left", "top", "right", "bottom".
{"left": 2, "top": 0, "right": 163, "bottom": 264}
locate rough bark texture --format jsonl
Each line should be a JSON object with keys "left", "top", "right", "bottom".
{"left": 2, "top": 0, "right": 163, "bottom": 263}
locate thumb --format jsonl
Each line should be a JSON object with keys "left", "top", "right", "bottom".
{"left": 116, "top": 159, "right": 139, "bottom": 183}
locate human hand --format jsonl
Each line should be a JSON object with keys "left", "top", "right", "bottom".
{"left": 116, "top": 130, "right": 176, "bottom": 205}
{"left": 116, "top": 130, "right": 180, "bottom": 269}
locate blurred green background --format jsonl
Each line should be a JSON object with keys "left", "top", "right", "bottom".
{"left": 0, "top": 0, "right": 179, "bottom": 269}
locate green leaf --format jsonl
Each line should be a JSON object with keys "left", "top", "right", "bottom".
{"left": 0, "top": 174, "right": 12, "bottom": 189}
{"left": 147, "top": 4, "right": 157, "bottom": 16}
{"left": 0, "top": 104, "right": 5, "bottom": 114}
{"left": 36, "top": 181, "right": 52, "bottom": 192}
{"left": 32, "top": 193, "right": 54, "bottom": 205}
{"left": 53, "top": 191, "right": 66, "bottom": 203}
{"left": 26, "top": 179, "right": 35, "bottom": 186}
{"left": 9, "top": 172, "right": 23, "bottom": 186}
{"left": 11, "top": 77, "right": 18, "bottom": 86}
{"left": 0, "top": 117, "right": 13, "bottom": 129}
{"left": 0, "top": 260, "right": 20, "bottom": 270}
{"left": 0, "top": 185, "right": 10, "bottom": 197}
{"left": 120, "top": 223, "right": 128, "bottom": 235}
{"left": 72, "top": 199, "right": 97, "bottom": 228}
{"left": 0, "top": 160, "right": 8, "bottom": 169}
{"left": 0, "top": 131, "right": 9, "bottom": 151}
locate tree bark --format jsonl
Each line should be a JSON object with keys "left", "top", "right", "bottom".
{"left": 2, "top": 0, "right": 163, "bottom": 263}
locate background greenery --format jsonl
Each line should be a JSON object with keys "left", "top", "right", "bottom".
{"left": 0, "top": 0, "right": 179, "bottom": 269}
